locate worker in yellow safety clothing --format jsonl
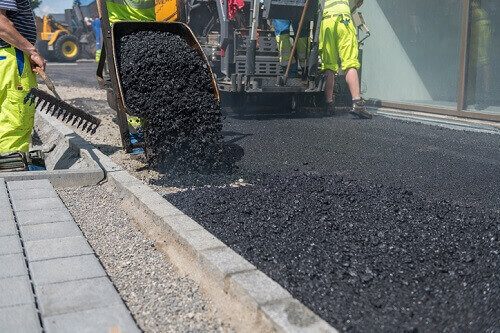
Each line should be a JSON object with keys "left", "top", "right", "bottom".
{"left": 0, "top": 0, "right": 46, "bottom": 155}
{"left": 468, "top": 0, "right": 492, "bottom": 110}
{"left": 273, "top": 19, "right": 309, "bottom": 76}
{"left": 320, "top": 0, "right": 371, "bottom": 118}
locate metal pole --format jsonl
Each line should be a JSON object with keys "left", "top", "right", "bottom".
{"left": 283, "top": 0, "right": 311, "bottom": 84}
{"left": 307, "top": 0, "right": 325, "bottom": 81}
{"left": 245, "top": 0, "right": 260, "bottom": 77}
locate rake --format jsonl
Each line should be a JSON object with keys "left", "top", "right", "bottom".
{"left": 24, "top": 69, "right": 101, "bottom": 134}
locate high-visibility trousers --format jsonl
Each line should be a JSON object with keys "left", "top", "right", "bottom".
{"left": 0, "top": 47, "right": 37, "bottom": 154}
{"left": 319, "top": 14, "right": 360, "bottom": 72}
{"left": 273, "top": 19, "right": 309, "bottom": 66}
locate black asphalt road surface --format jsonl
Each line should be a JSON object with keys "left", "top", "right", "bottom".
{"left": 50, "top": 63, "right": 500, "bottom": 332}
{"left": 169, "top": 112, "right": 500, "bottom": 331}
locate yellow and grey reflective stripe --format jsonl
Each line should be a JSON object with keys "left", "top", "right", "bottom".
{"left": 107, "top": 0, "right": 154, "bottom": 10}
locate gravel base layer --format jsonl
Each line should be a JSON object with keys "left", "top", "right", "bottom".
{"left": 167, "top": 172, "right": 500, "bottom": 332}
{"left": 58, "top": 185, "right": 231, "bottom": 333}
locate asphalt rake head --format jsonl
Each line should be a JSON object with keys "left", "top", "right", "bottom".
{"left": 24, "top": 88, "right": 101, "bottom": 134}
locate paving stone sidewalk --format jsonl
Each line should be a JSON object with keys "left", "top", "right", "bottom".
{"left": 0, "top": 178, "right": 139, "bottom": 333}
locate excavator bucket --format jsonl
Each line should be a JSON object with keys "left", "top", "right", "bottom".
{"left": 109, "top": 21, "right": 220, "bottom": 116}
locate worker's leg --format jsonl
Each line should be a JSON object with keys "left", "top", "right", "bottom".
{"left": 474, "top": 19, "right": 492, "bottom": 110}
{"left": 0, "top": 47, "right": 38, "bottom": 154}
{"left": 291, "top": 19, "right": 309, "bottom": 69}
{"left": 273, "top": 20, "right": 292, "bottom": 65}
{"left": 337, "top": 16, "right": 371, "bottom": 119}
{"left": 276, "top": 33, "right": 292, "bottom": 66}
{"left": 345, "top": 67, "right": 360, "bottom": 100}
{"left": 324, "top": 70, "right": 335, "bottom": 103}
{"left": 319, "top": 17, "right": 340, "bottom": 114}
{"left": 296, "top": 37, "right": 309, "bottom": 69}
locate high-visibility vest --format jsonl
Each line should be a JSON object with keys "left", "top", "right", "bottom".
{"left": 106, "top": 0, "right": 178, "bottom": 24}
{"left": 323, "top": 0, "right": 351, "bottom": 17}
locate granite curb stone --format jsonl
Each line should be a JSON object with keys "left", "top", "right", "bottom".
{"left": 107, "top": 169, "right": 337, "bottom": 332}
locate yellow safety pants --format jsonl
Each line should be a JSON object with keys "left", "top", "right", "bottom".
{"left": 319, "top": 14, "right": 360, "bottom": 72}
{"left": 0, "top": 47, "right": 37, "bottom": 154}
{"left": 276, "top": 34, "right": 309, "bottom": 67}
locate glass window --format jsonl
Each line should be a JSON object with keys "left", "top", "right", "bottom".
{"left": 360, "top": 0, "right": 463, "bottom": 109}
{"left": 465, "top": 0, "right": 500, "bottom": 114}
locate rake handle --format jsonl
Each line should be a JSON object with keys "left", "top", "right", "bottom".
{"left": 33, "top": 68, "right": 62, "bottom": 100}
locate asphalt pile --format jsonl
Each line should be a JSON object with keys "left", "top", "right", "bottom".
{"left": 168, "top": 172, "right": 500, "bottom": 332}
{"left": 117, "top": 30, "right": 223, "bottom": 173}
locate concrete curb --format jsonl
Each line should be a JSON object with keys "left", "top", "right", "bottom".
{"left": 0, "top": 113, "right": 105, "bottom": 187}
{"left": 38, "top": 111, "right": 336, "bottom": 331}
{"left": 374, "top": 107, "right": 500, "bottom": 134}
{"left": 106, "top": 169, "right": 336, "bottom": 333}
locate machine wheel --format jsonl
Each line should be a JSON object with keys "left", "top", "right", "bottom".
{"left": 54, "top": 34, "right": 80, "bottom": 62}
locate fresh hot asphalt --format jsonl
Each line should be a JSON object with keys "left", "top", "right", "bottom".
{"left": 170, "top": 111, "right": 500, "bottom": 331}
{"left": 221, "top": 111, "right": 500, "bottom": 208}
{"left": 49, "top": 62, "right": 500, "bottom": 331}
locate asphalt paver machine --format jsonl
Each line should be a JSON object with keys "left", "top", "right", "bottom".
{"left": 183, "top": 0, "right": 370, "bottom": 113}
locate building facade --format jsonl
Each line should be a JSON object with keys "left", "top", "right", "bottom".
{"left": 362, "top": 0, "right": 499, "bottom": 121}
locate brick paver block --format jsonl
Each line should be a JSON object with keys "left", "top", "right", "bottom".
{"left": 25, "top": 236, "right": 93, "bottom": 262}
{"left": 43, "top": 305, "right": 140, "bottom": 333}
{"left": 7, "top": 179, "right": 52, "bottom": 191}
{"left": 0, "top": 215, "right": 17, "bottom": 237}
{"left": 0, "top": 275, "right": 35, "bottom": 308}
{"left": 20, "top": 222, "right": 82, "bottom": 242}
{"left": 29, "top": 254, "right": 106, "bottom": 286}
{"left": 0, "top": 178, "right": 8, "bottom": 198}
{"left": 37, "top": 277, "right": 124, "bottom": 317}
{"left": 0, "top": 253, "right": 28, "bottom": 279}
{"left": 0, "top": 235, "right": 22, "bottom": 255}
{"left": 11, "top": 197, "right": 65, "bottom": 212}
{"left": 0, "top": 187, "right": 11, "bottom": 212}
{"left": 15, "top": 209, "right": 73, "bottom": 226}
{"left": 0, "top": 304, "right": 42, "bottom": 333}
{"left": 9, "top": 187, "right": 58, "bottom": 201}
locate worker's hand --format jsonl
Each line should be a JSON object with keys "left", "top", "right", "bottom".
{"left": 29, "top": 50, "right": 47, "bottom": 72}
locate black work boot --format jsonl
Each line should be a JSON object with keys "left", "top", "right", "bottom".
{"left": 325, "top": 101, "right": 337, "bottom": 116}
{"left": 350, "top": 98, "right": 373, "bottom": 119}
